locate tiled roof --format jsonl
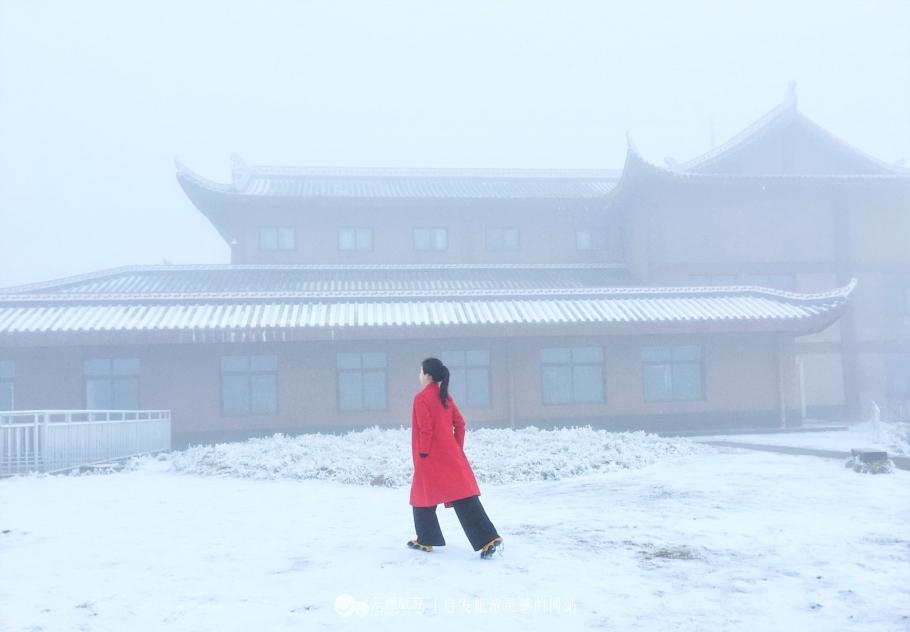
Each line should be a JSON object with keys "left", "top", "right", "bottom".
{"left": 175, "top": 157, "right": 621, "bottom": 200}
{"left": 0, "top": 265, "right": 855, "bottom": 336}
{"left": 0, "top": 264, "right": 630, "bottom": 297}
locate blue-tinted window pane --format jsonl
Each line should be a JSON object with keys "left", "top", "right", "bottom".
{"left": 572, "top": 347, "right": 603, "bottom": 363}
{"left": 336, "top": 353, "right": 361, "bottom": 370}
{"left": 339, "top": 229, "right": 355, "bottom": 250}
{"left": 447, "top": 367, "right": 466, "bottom": 402}
{"left": 643, "top": 364, "right": 672, "bottom": 402}
{"left": 672, "top": 364, "right": 703, "bottom": 400}
{"left": 221, "top": 355, "right": 248, "bottom": 373}
{"left": 641, "top": 346, "right": 671, "bottom": 362}
{"left": 503, "top": 228, "right": 519, "bottom": 250}
{"left": 672, "top": 346, "right": 702, "bottom": 362}
{"left": 576, "top": 230, "right": 592, "bottom": 250}
{"left": 222, "top": 374, "right": 250, "bottom": 415}
{"left": 250, "top": 374, "right": 278, "bottom": 414}
{"left": 541, "top": 348, "right": 571, "bottom": 364}
{"left": 362, "top": 371, "right": 386, "bottom": 410}
{"left": 260, "top": 227, "right": 278, "bottom": 250}
{"left": 86, "top": 378, "right": 113, "bottom": 409}
{"left": 441, "top": 351, "right": 466, "bottom": 367}
{"left": 112, "top": 358, "right": 139, "bottom": 376}
{"left": 250, "top": 355, "right": 277, "bottom": 372}
{"left": 542, "top": 365, "right": 573, "bottom": 404}
{"left": 277, "top": 227, "right": 296, "bottom": 250}
{"left": 362, "top": 352, "right": 386, "bottom": 369}
{"left": 338, "top": 372, "right": 363, "bottom": 410}
{"left": 466, "top": 367, "right": 490, "bottom": 407}
{"left": 84, "top": 358, "right": 112, "bottom": 376}
{"left": 112, "top": 377, "right": 139, "bottom": 409}
{"left": 0, "top": 360, "right": 14, "bottom": 379}
{"left": 886, "top": 357, "right": 910, "bottom": 394}
{"left": 414, "top": 228, "right": 430, "bottom": 250}
{"left": 432, "top": 229, "right": 447, "bottom": 250}
{"left": 572, "top": 365, "right": 604, "bottom": 403}
{"left": 465, "top": 350, "right": 489, "bottom": 366}
{"left": 356, "top": 228, "right": 373, "bottom": 250}
{"left": 0, "top": 381, "right": 13, "bottom": 410}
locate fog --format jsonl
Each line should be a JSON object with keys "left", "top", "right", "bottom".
{"left": 1, "top": 0, "right": 909, "bottom": 287}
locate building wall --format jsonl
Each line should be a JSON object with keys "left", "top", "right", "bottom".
{"left": 223, "top": 201, "right": 622, "bottom": 266}
{"left": 2, "top": 331, "right": 796, "bottom": 445}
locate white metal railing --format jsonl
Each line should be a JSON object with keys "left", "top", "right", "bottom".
{"left": 0, "top": 410, "right": 171, "bottom": 476}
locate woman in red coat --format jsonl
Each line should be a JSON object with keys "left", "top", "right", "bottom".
{"left": 407, "top": 357, "right": 503, "bottom": 559}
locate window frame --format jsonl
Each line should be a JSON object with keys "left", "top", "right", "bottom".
{"left": 219, "top": 354, "right": 279, "bottom": 417}
{"left": 485, "top": 227, "right": 521, "bottom": 252}
{"left": 539, "top": 346, "right": 605, "bottom": 406}
{"left": 83, "top": 357, "right": 140, "bottom": 410}
{"left": 259, "top": 226, "right": 296, "bottom": 252}
{"left": 338, "top": 227, "right": 374, "bottom": 252}
{"left": 413, "top": 227, "right": 448, "bottom": 251}
{"left": 336, "top": 352, "right": 388, "bottom": 412}
{"left": 641, "top": 344, "right": 705, "bottom": 403}
{"left": 440, "top": 350, "right": 492, "bottom": 408}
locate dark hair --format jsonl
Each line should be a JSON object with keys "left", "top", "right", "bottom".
{"left": 421, "top": 357, "right": 450, "bottom": 408}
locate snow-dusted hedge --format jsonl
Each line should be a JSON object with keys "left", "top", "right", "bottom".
{"left": 145, "top": 426, "right": 714, "bottom": 486}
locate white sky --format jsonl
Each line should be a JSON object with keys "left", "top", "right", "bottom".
{"left": 1, "top": 0, "right": 908, "bottom": 287}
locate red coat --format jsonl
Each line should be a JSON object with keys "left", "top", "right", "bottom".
{"left": 409, "top": 382, "right": 481, "bottom": 507}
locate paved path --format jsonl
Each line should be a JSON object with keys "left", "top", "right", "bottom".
{"left": 698, "top": 440, "right": 910, "bottom": 472}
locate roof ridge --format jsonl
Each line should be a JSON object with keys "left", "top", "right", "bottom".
{"left": 0, "top": 281, "right": 855, "bottom": 304}
{"left": 676, "top": 92, "right": 799, "bottom": 172}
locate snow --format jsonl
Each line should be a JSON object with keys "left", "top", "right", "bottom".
{"left": 1, "top": 434, "right": 909, "bottom": 631}
{"left": 696, "top": 420, "right": 910, "bottom": 456}
{"left": 158, "top": 426, "right": 713, "bottom": 486}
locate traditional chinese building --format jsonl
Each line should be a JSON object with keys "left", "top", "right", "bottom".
{"left": 1, "top": 89, "right": 904, "bottom": 447}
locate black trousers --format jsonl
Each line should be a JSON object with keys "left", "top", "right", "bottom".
{"left": 413, "top": 495, "right": 499, "bottom": 551}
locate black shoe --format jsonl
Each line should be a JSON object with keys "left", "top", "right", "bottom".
{"left": 479, "top": 536, "right": 503, "bottom": 559}
{"left": 407, "top": 539, "right": 433, "bottom": 552}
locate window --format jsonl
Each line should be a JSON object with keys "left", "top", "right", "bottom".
{"left": 84, "top": 358, "right": 139, "bottom": 409}
{"left": 221, "top": 355, "right": 278, "bottom": 416}
{"left": 259, "top": 226, "right": 296, "bottom": 251}
{"left": 886, "top": 355, "right": 910, "bottom": 395}
{"left": 641, "top": 345, "right": 704, "bottom": 402}
{"left": 688, "top": 275, "right": 738, "bottom": 286}
{"left": 440, "top": 350, "right": 490, "bottom": 407}
{"left": 414, "top": 228, "right": 448, "bottom": 251}
{"left": 883, "top": 275, "right": 910, "bottom": 316}
{"left": 338, "top": 227, "right": 373, "bottom": 251}
{"left": 741, "top": 274, "right": 796, "bottom": 291}
{"left": 0, "top": 360, "right": 14, "bottom": 410}
{"left": 576, "top": 230, "right": 593, "bottom": 251}
{"left": 540, "top": 347, "right": 604, "bottom": 405}
{"left": 337, "top": 352, "right": 387, "bottom": 411}
{"left": 486, "top": 227, "right": 520, "bottom": 251}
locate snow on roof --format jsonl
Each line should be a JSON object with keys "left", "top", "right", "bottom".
{"left": 175, "top": 156, "right": 621, "bottom": 200}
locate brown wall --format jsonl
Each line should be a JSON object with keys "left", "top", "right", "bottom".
{"left": 2, "top": 331, "right": 795, "bottom": 444}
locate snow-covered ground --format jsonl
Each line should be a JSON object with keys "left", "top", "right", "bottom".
{"left": 696, "top": 420, "right": 910, "bottom": 456}
{"left": 1, "top": 432, "right": 909, "bottom": 631}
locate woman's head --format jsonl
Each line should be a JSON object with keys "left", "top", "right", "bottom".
{"left": 420, "top": 357, "right": 450, "bottom": 408}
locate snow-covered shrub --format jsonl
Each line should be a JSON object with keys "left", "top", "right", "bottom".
{"left": 141, "top": 425, "right": 714, "bottom": 486}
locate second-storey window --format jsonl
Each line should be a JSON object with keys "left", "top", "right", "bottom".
{"left": 642, "top": 345, "right": 704, "bottom": 402}
{"left": 540, "top": 347, "right": 604, "bottom": 405}
{"left": 886, "top": 355, "right": 910, "bottom": 396}
{"left": 84, "top": 358, "right": 139, "bottom": 409}
{"left": 0, "top": 360, "right": 14, "bottom": 410}
{"left": 414, "top": 228, "right": 448, "bottom": 251}
{"left": 221, "top": 355, "right": 278, "bottom": 416}
{"left": 339, "top": 227, "right": 373, "bottom": 251}
{"left": 883, "top": 275, "right": 910, "bottom": 316}
{"left": 259, "top": 226, "right": 296, "bottom": 251}
{"left": 440, "top": 350, "right": 490, "bottom": 407}
{"left": 486, "top": 227, "right": 520, "bottom": 251}
{"left": 337, "top": 352, "right": 387, "bottom": 411}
